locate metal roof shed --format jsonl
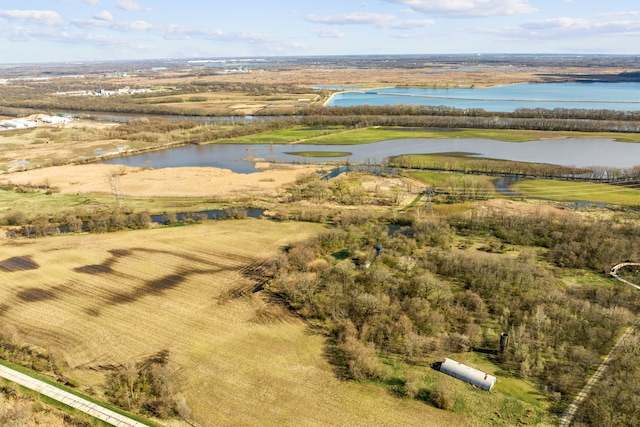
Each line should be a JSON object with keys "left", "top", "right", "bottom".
{"left": 439, "top": 358, "right": 496, "bottom": 391}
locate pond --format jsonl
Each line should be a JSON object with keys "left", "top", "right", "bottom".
{"left": 99, "top": 137, "right": 640, "bottom": 171}
{"left": 325, "top": 82, "right": 640, "bottom": 112}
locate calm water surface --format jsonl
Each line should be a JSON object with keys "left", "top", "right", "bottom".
{"left": 326, "top": 82, "right": 640, "bottom": 112}
{"left": 100, "top": 138, "right": 640, "bottom": 172}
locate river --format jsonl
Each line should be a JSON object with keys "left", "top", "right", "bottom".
{"left": 100, "top": 137, "right": 640, "bottom": 172}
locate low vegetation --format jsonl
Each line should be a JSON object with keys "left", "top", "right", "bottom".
{"left": 105, "top": 350, "right": 188, "bottom": 420}
{"left": 0, "top": 383, "right": 92, "bottom": 427}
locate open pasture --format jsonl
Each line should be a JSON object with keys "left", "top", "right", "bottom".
{"left": 513, "top": 179, "right": 640, "bottom": 206}
{"left": 0, "top": 220, "right": 467, "bottom": 426}
{"left": 137, "top": 91, "right": 319, "bottom": 116}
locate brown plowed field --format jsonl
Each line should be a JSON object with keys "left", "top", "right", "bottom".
{"left": 0, "top": 220, "right": 464, "bottom": 426}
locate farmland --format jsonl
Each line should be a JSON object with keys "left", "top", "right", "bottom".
{"left": 0, "top": 220, "right": 470, "bottom": 426}
{"left": 2, "top": 55, "right": 640, "bottom": 426}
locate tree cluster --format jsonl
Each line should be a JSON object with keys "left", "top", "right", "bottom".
{"left": 452, "top": 209, "right": 640, "bottom": 270}
{"left": 105, "top": 350, "right": 188, "bottom": 419}
{"left": 573, "top": 328, "right": 640, "bottom": 426}
{"left": 270, "top": 208, "right": 640, "bottom": 409}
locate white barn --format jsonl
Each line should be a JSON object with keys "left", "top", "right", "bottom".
{"left": 439, "top": 358, "right": 496, "bottom": 391}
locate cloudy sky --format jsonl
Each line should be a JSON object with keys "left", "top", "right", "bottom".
{"left": 0, "top": 0, "right": 638, "bottom": 63}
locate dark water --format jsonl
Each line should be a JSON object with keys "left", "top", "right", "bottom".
{"left": 99, "top": 137, "right": 640, "bottom": 171}
{"left": 149, "top": 208, "right": 264, "bottom": 223}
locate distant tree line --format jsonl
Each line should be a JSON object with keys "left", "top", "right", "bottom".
{"left": 298, "top": 103, "right": 640, "bottom": 123}
{"left": 395, "top": 155, "right": 640, "bottom": 182}
{"left": 293, "top": 110, "right": 640, "bottom": 134}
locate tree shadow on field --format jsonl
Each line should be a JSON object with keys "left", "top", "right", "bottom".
{"left": 73, "top": 249, "right": 133, "bottom": 275}
{"left": 321, "top": 336, "right": 351, "bottom": 381}
{"left": 17, "top": 288, "right": 56, "bottom": 302}
{"left": 0, "top": 256, "right": 39, "bottom": 272}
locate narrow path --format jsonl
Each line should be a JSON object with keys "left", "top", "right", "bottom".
{"left": 558, "top": 262, "right": 640, "bottom": 427}
{"left": 0, "top": 363, "right": 150, "bottom": 427}
{"left": 558, "top": 323, "right": 636, "bottom": 427}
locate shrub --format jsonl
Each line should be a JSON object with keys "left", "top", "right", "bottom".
{"left": 431, "top": 382, "right": 456, "bottom": 410}
{"left": 2, "top": 210, "right": 26, "bottom": 226}
{"left": 340, "top": 336, "right": 389, "bottom": 381}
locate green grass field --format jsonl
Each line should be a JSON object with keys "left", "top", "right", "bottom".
{"left": 512, "top": 179, "right": 640, "bottom": 206}
{"left": 216, "top": 126, "right": 347, "bottom": 144}
{"left": 217, "top": 126, "right": 640, "bottom": 146}
{"left": 284, "top": 150, "right": 352, "bottom": 157}
{"left": 0, "top": 187, "right": 247, "bottom": 219}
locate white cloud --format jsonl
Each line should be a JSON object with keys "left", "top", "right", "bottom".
{"left": 383, "top": 0, "right": 536, "bottom": 18}
{"left": 0, "top": 10, "right": 64, "bottom": 26}
{"left": 485, "top": 16, "right": 640, "bottom": 40}
{"left": 306, "top": 13, "right": 396, "bottom": 26}
{"left": 387, "top": 19, "right": 434, "bottom": 29}
{"left": 83, "top": 0, "right": 100, "bottom": 4}
{"left": 72, "top": 18, "right": 152, "bottom": 32}
{"left": 312, "top": 28, "right": 345, "bottom": 38}
{"left": 94, "top": 10, "right": 113, "bottom": 21}
{"left": 598, "top": 11, "right": 640, "bottom": 18}
{"left": 161, "top": 25, "right": 277, "bottom": 44}
{"left": 305, "top": 12, "right": 433, "bottom": 29}
{"left": 117, "top": 0, "right": 143, "bottom": 12}
{"left": 521, "top": 17, "right": 589, "bottom": 31}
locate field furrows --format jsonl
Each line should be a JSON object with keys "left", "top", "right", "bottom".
{"left": 0, "top": 220, "right": 319, "bottom": 367}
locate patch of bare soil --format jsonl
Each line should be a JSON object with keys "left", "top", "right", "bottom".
{"left": 2, "top": 163, "right": 325, "bottom": 198}
{"left": 477, "top": 198, "right": 567, "bottom": 216}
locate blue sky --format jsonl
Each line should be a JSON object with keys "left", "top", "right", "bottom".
{"left": 0, "top": 0, "right": 639, "bottom": 63}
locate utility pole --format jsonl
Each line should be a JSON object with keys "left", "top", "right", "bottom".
{"left": 424, "top": 185, "right": 434, "bottom": 215}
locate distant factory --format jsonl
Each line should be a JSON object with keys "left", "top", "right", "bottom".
{"left": 56, "top": 86, "right": 151, "bottom": 97}
{"left": 1, "top": 115, "right": 71, "bottom": 130}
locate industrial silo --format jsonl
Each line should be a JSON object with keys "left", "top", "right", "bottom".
{"left": 439, "top": 358, "right": 496, "bottom": 391}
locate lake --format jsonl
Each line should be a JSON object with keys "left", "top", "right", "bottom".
{"left": 99, "top": 137, "right": 640, "bottom": 172}
{"left": 325, "top": 82, "right": 640, "bottom": 112}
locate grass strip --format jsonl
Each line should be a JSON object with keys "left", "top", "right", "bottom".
{"left": 284, "top": 151, "right": 352, "bottom": 157}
